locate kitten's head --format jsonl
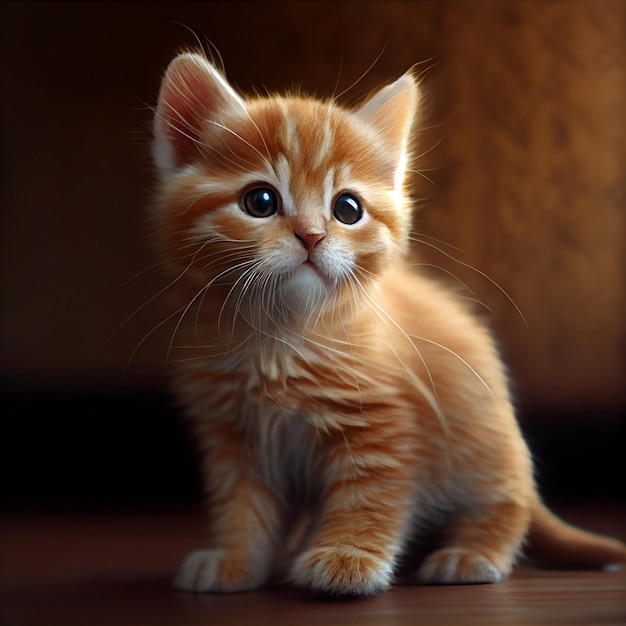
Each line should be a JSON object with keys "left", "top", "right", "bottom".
{"left": 152, "top": 52, "right": 418, "bottom": 330}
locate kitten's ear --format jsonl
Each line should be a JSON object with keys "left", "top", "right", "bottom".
{"left": 355, "top": 73, "right": 418, "bottom": 161}
{"left": 153, "top": 52, "right": 246, "bottom": 174}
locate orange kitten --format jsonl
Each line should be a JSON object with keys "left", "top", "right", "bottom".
{"left": 151, "top": 51, "right": 625, "bottom": 596}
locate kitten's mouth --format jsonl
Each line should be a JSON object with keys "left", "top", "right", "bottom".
{"left": 280, "top": 258, "right": 331, "bottom": 313}
{"left": 302, "top": 258, "right": 327, "bottom": 280}
{"left": 291, "top": 258, "right": 331, "bottom": 289}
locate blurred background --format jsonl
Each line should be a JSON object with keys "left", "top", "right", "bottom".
{"left": 1, "top": 1, "right": 624, "bottom": 510}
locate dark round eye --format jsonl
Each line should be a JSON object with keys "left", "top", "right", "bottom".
{"left": 333, "top": 193, "right": 363, "bottom": 225}
{"left": 242, "top": 187, "right": 280, "bottom": 218}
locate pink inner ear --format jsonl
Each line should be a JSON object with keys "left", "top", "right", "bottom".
{"left": 155, "top": 58, "right": 216, "bottom": 170}
{"left": 355, "top": 74, "right": 418, "bottom": 164}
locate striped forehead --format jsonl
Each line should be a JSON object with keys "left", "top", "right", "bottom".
{"left": 277, "top": 99, "right": 334, "bottom": 169}
{"left": 271, "top": 99, "right": 342, "bottom": 218}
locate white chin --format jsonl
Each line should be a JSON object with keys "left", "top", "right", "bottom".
{"left": 281, "top": 264, "right": 329, "bottom": 313}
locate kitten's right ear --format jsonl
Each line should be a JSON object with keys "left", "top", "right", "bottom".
{"left": 153, "top": 52, "right": 246, "bottom": 175}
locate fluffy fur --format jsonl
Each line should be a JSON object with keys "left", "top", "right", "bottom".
{"left": 150, "top": 51, "right": 625, "bottom": 596}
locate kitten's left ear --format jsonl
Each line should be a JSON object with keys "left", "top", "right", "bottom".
{"left": 355, "top": 73, "right": 418, "bottom": 162}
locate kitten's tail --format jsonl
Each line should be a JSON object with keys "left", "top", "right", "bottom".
{"left": 526, "top": 500, "right": 626, "bottom": 569}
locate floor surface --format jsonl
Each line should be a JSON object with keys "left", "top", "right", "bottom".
{"left": 2, "top": 504, "right": 625, "bottom": 626}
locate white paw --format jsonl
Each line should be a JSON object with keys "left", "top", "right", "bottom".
{"left": 291, "top": 545, "right": 393, "bottom": 596}
{"left": 173, "top": 549, "right": 266, "bottom": 593}
{"left": 418, "top": 547, "right": 505, "bottom": 585}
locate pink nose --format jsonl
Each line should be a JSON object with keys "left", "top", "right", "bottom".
{"left": 295, "top": 231, "right": 325, "bottom": 253}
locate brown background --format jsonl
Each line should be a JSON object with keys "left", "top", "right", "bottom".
{"left": 2, "top": 0, "right": 624, "bottom": 412}
{"left": 1, "top": 1, "right": 624, "bottom": 506}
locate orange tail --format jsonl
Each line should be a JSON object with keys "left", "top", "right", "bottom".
{"left": 526, "top": 500, "right": 626, "bottom": 568}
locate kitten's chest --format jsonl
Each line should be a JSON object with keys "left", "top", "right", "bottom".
{"left": 249, "top": 339, "right": 384, "bottom": 429}
{"left": 179, "top": 337, "right": 382, "bottom": 432}
{"left": 251, "top": 412, "right": 323, "bottom": 503}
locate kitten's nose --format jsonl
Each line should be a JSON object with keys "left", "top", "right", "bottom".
{"left": 294, "top": 230, "right": 325, "bottom": 253}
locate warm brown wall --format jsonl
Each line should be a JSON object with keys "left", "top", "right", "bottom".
{"left": 1, "top": 1, "right": 624, "bottom": 415}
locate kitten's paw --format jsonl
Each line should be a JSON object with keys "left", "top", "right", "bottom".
{"left": 417, "top": 547, "right": 505, "bottom": 585}
{"left": 173, "top": 549, "right": 267, "bottom": 593}
{"left": 291, "top": 545, "right": 393, "bottom": 596}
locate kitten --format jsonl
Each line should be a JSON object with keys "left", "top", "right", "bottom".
{"left": 150, "top": 51, "right": 625, "bottom": 596}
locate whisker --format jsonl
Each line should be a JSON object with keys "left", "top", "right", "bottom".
{"left": 124, "top": 302, "right": 190, "bottom": 381}
{"left": 115, "top": 240, "right": 214, "bottom": 335}
{"left": 409, "top": 334, "right": 495, "bottom": 398}
{"left": 241, "top": 108, "right": 273, "bottom": 162}
{"left": 217, "top": 258, "right": 265, "bottom": 340}
{"left": 410, "top": 128, "right": 448, "bottom": 162}
{"left": 164, "top": 252, "right": 259, "bottom": 365}
{"left": 411, "top": 232, "right": 464, "bottom": 253}
{"left": 351, "top": 267, "right": 447, "bottom": 435}
{"left": 208, "top": 121, "right": 272, "bottom": 171}
{"left": 168, "top": 334, "right": 252, "bottom": 364}
{"left": 334, "top": 44, "right": 388, "bottom": 103}
{"left": 408, "top": 168, "right": 442, "bottom": 194}
{"left": 207, "top": 134, "right": 263, "bottom": 172}
{"left": 410, "top": 235, "right": 528, "bottom": 327}
{"left": 120, "top": 255, "right": 194, "bottom": 288}
{"left": 164, "top": 282, "right": 212, "bottom": 371}
{"left": 411, "top": 262, "right": 495, "bottom": 317}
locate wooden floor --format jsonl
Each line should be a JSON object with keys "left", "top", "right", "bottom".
{"left": 2, "top": 504, "right": 625, "bottom": 626}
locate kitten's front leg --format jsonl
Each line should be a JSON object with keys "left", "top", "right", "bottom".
{"left": 291, "top": 428, "right": 414, "bottom": 596}
{"left": 174, "top": 422, "right": 283, "bottom": 593}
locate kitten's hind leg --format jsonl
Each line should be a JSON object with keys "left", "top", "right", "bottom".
{"left": 416, "top": 501, "right": 530, "bottom": 585}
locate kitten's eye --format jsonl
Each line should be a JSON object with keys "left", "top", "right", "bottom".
{"left": 333, "top": 193, "right": 363, "bottom": 225}
{"left": 242, "top": 187, "right": 280, "bottom": 218}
